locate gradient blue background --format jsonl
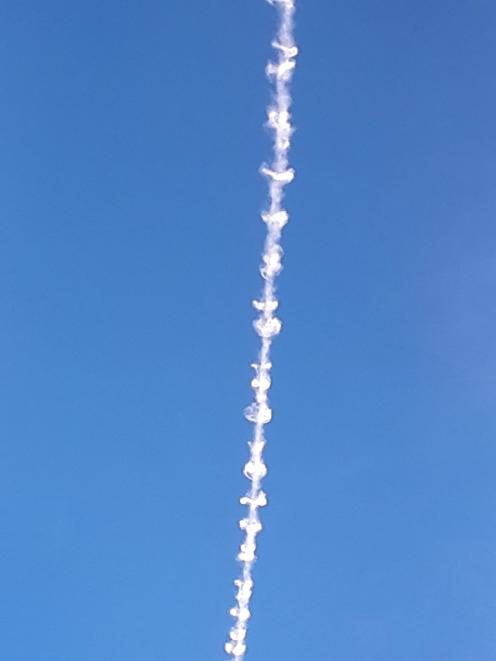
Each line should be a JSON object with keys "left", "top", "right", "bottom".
{"left": 1, "top": 1, "right": 495, "bottom": 659}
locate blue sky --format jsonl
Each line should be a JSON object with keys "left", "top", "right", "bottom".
{"left": 1, "top": 1, "right": 496, "bottom": 659}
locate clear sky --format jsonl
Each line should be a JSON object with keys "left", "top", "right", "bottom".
{"left": 1, "top": 1, "right": 496, "bottom": 659}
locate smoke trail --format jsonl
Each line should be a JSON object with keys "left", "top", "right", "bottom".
{"left": 225, "top": 1, "right": 298, "bottom": 659}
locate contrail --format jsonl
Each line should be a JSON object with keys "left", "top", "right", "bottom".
{"left": 224, "top": 1, "right": 298, "bottom": 659}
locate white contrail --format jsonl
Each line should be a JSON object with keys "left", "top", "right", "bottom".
{"left": 224, "top": 1, "right": 298, "bottom": 659}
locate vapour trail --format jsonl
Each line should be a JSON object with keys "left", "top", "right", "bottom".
{"left": 224, "top": 1, "right": 298, "bottom": 659}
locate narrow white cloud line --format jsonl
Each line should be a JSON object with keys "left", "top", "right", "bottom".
{"left": 225, "top": 1, "right": 298, "bottom": 659}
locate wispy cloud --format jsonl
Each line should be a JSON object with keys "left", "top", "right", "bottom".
{"left": 224, "top": 1, "right": 298, "bottom": 659}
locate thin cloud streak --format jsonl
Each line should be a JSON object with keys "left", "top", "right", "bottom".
{"left": 225, "top": 1, "right": 298, "bottom": 659}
